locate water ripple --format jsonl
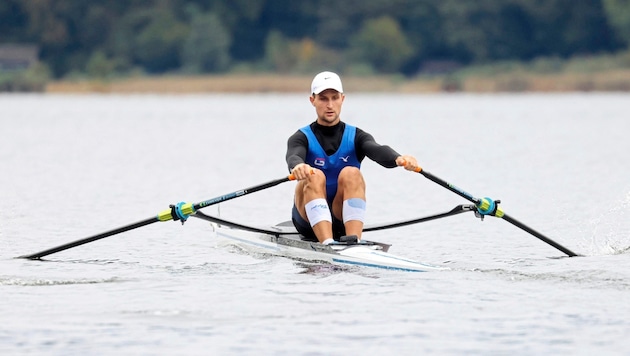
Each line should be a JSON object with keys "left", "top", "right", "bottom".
{"left": 0, "top": 276, "right": 122, "bottom": 286}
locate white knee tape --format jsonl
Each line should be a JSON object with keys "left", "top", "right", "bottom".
{"left": 305, "top": 198, "right": 332, "bottom": 227}
{"left": 342, "top": 198, "right": 366, "bottom": 224}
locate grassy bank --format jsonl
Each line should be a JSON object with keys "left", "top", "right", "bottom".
{"left": 458, "top": 70, "right": 630, "bottom": 92}
{"left": 44, "top": 70, "right": 630, "bottom": 94}
{"left": 45, "top": 74, "right": 443, "bottom": 94}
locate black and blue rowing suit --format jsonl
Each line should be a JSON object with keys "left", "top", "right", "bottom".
{"left": 286, "top": 121, "right": 402, "bottom": 240}
{"left": 302, "top": 123, "right": 361, "bottom": 202}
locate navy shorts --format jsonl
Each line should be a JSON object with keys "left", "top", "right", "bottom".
{"left": 291, "top": 204, "right": 346, "bottom": 241}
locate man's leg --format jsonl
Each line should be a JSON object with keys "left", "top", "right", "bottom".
{"left": 332, "top": 167, "right": 366, "bottom": 239}
{"left": 295, "top": 169, "right": 334, "bottom": 243}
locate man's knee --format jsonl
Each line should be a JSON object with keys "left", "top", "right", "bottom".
{"left": 338, "top": 167, "right": 364, "bottom": 188}
{"left": 300, "top": 169, "right": 327, "bottom": 195}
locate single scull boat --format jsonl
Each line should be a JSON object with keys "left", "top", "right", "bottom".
{"left": 192, "top": 206, "right": 479, "bottom": 272}
{"left": 210, "top": 221, "right": 446, "bottom": 272}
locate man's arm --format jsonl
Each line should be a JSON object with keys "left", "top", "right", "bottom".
{"left": 286, "top": 130, "right": 309, "bottom": 171}
{"left": 355, "top": 129, "right": 400, "bottom": 168}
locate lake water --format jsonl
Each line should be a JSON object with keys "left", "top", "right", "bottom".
{"left": 1, "top": 93, "right": 629, "bottom": 355}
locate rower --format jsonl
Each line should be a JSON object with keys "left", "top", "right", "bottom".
{"left": 287, "top": 71, "right": 420, "bottom": 245}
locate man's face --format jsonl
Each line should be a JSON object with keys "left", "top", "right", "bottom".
{"left": 310, "top": 89, "right": 345, "bottom": 126}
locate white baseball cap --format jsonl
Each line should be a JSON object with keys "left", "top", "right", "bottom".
{"left": 311, "top": 71, "right": 343, "bottom": 94}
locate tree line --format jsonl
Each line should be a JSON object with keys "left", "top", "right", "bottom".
{"left": 1, "top": 0, "right": 629, "bottom": 79}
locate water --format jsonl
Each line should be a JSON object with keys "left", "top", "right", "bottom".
{"left": 1, "top": 93, "right": 629, "bottom": 355}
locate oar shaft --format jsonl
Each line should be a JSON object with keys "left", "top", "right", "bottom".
{"left": 364, "top": 205, "right": 475, "bottom": 232}
{"left": 415, "top": 167, "right": 579, "bottom": 257}
{"left": 420, "top": 170, "right": 480, "bottom": 204}
{"left": 19, "top": 174, "right": 296, "bottom": 260}
{"left": 194, "top": 175, "right": 293, "bottom": 210}
{"left": 19, "top": 217, "right": 159, "bottom": 260}
{"left": 193, "top": 211, "right": 292, "bottom": 235}
{"left": 503, "top": 214, "right": 579, "bottom": 257}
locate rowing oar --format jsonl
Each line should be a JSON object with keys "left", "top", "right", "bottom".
{"left": 412, "top": 166, "right": 580, "bottom": 257}
{"left": 192, "top": 204, "right": 477, "bottom": 235}
{"left": 18, "top": 175, "right": 297, "bottom": 260}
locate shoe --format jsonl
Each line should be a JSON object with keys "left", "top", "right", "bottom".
{"left": 339, "top": 235, "right": 358, "bottom": 244}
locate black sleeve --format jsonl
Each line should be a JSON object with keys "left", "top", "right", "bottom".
{"left": 286, "top": 130, "right": 309, "bottom": 171}
{"left": 355, "top": 128, "right": 400, "bottom": 168}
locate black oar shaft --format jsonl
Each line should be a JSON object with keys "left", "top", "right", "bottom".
{"left": 420, "top": 170, "right": 479, "bottom": 204}
{"left": 503, "top": 214, "right": 579, "bottom": 257}
{"left": 364, "top": 205, "right": 475, "bottom": 232}
{"left": 19, "top": 175, "right": 295, "bottom": 260}
{"left": 193, "top": 211, "right": 291, "bottom": 235}
{"left": 416, "top": 168, "right": 579, "bottom": 257}
{"left": 19, "top": 217, "right": 159, "bottom": 260}
{"left": 193, "top": 176, "right": 291, "bottom": 210}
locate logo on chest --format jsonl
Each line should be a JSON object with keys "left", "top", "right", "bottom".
{"left": 313, "top": 158, "right": 326, "bottom": 167}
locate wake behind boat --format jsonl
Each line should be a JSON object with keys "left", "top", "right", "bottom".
{"left": 194, "top": 212, "right": 450, "bottom": 272}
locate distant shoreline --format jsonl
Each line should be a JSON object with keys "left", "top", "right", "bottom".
{"left": 45, "top": 71, "right": 630, "bottom": 94}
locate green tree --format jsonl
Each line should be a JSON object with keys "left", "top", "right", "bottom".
{"left": 111, "top": 7, "right": 188, "bottom": 73}
{"left": 181, "top": 11, "right": 231, "bottom": 73}
{"left": 313, "top": 0, "right": 409, "bottom": 49}
{"left": 264, "top": 30, "right": 294, "bottom": 72}
{"left": 2, "top": 0, "right": 629, "bottom": 79}
{"left": 85, "top": 51, "right": 117, "bottom": 78}
{"left": 134, "top": 10, "right": 188, "bottom": 73}
{"left": 603, "top": 0, "right": 630, "bottom": 47}
{"left": 0, "top": 0, "right": 29, "bottom": 41}
{"left": 438, "top": 1, "right": 536, "bottom": 62}
{"left": 556, "top": 0, "right": 618, "bottom": 54}
{"left": 348, "top": 16, "right": 414, "bottom": 73}
{"left": 515, "top": 0, "right": 618, "bottom": 56}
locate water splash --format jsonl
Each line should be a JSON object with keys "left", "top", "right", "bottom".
{"left": 582, "top": 190, "right": 630, "bottom": 255}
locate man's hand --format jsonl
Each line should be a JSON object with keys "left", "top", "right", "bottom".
{"left": 396, "top": 155, "right": 420, "bottom": 172}
{"left": 291, "top": 163, "right": 314, "bottom": 180}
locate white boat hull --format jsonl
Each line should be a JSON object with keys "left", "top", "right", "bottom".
{"left": 210, "top": 222, "right": 447, "bottom": 272}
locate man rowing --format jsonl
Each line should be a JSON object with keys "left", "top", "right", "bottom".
{"left": 286, "top": 71, "right": 419, "bottom": 245}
